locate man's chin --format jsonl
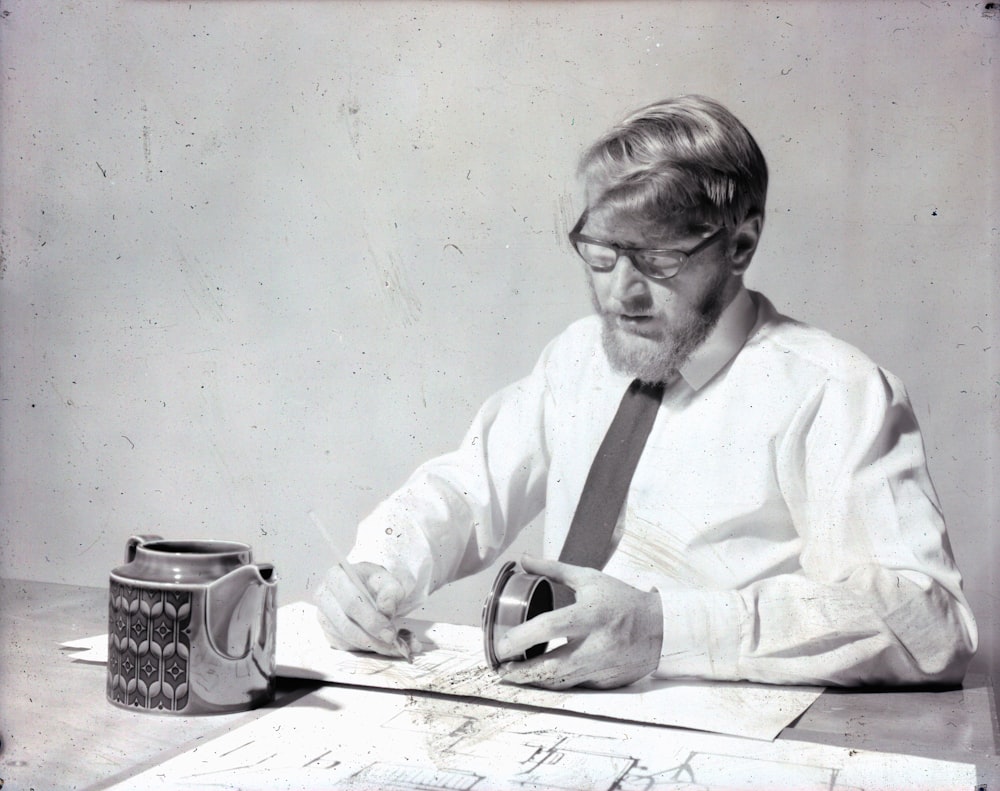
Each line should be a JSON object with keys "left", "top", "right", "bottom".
{"left": 601, "top": 324, "right": 681, "bottom": 382}
{"left": 606, "top": 325, "right": 663, "bottom": 355}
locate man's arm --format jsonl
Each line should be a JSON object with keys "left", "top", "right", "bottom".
{"left": 651, "top": 365, "right": 977, "bottom": 686}
{"left": 497, "top": 365, "right": 977, "bottom": 689}
{"left": 315, "top": 338, "right": 559, "bottom": 650}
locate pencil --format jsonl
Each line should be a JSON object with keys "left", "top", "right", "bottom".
{"left": 308, "top": 510, "right": 413, "bottom": 662}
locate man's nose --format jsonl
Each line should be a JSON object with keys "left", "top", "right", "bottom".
{"left": 608, "top": 254, "right": 649, "bottom": 300}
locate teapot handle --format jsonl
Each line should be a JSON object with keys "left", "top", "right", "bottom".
{"left": 125, "top": 534, "right": 163, "bottom": 563}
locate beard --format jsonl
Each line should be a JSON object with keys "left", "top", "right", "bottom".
{"left": 591, "top": 266, "right": 731, "bottom": 385}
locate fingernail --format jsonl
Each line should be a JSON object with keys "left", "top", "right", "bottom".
{"left": 379, "top": 628, "right": 396, "bottom": 643}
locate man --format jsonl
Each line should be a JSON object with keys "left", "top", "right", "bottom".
{"left": 316, "top": 95, "right": 977, "bottom": 690}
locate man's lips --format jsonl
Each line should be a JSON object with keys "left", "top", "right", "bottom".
{"left": 612, "top": 313, "right": 662, "bottom": 337}
{"left": 616, "top": 313, "right": 654, "bottom": 326}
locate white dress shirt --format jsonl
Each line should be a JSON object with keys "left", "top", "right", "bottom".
{"left": 349, "top": 288, "right": 978, "bottom": 686}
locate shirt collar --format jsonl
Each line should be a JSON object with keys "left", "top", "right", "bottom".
{"left": 679, "top": 286, "right": 757, "bottom": 391}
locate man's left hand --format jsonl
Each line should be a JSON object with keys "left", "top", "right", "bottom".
{"left": 495, "top": 555, "right": 664, "bottom": 690}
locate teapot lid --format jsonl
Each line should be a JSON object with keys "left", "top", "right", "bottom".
{"left": 112, "top": 539, "right": 253, "bottom": 584}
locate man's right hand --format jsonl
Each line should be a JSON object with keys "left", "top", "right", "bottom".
{"left": 314, "top": 562, "right": 408, "bottom": 655}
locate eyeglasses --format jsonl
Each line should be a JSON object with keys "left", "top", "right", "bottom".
{"left": 568, "top": 212, "right": 725, "bottom": 280}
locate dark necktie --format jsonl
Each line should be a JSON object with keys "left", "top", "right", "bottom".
{"left": 558, "top": 378, "right": 666, "bottom": 570}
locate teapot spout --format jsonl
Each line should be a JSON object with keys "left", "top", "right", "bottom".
{"left": 206, "top": 564, "right": 277, "bottom": 660}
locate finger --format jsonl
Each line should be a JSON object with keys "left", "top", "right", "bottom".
{"left": 366, "top": 566, "right": 405, "bottom": 617}
{"left": 316, "top": 607, "right": 353, "bottom": 650}
{"left": 314, "top": 596, "right": 402, "bottom": 656}
{"left": 495, "top": 611, "right": 566, "bottom": 660}
{"left": 499, "top": 645, "right": 645, "bottom": 691}
{"left": 496, "top": 597, "right": 607, "bottom": 660}
{"left": 397, "top": 628, "right": 423, "bottom": 657}
{"left": 519, "top": 554, "right": 595, "bottom": 589}
{"left": 497, "top": 643, "right": 588, "bottom": 690}
{"left": 335, "top": 564, "right": 399, "bottom": 638}
{"left": 314, "top": 568, "right": 397, "bottom": 647}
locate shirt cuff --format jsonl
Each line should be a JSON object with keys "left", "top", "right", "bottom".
{"left": 652, "top": 588, "right": 744, "bottom": 680}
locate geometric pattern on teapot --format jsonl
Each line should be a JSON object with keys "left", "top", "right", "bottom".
{"left": 107, "top": 582, "right": 192, "bottom": 711}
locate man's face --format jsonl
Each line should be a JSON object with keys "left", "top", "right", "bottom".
{"left": 582, "top": 205, "right": 740, "bottom": 384}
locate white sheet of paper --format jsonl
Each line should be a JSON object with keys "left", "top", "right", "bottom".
{"left": 66, "top": 600, "right": 823, "bottom": 740}
{"left": 99, "top": 682, "right": 976, "bottom": 791}
{"left": 61, "top": 636, "right": 102, "bottom": 650}
{"left": 278, "top": 601, "right": 822, "bottom": 740}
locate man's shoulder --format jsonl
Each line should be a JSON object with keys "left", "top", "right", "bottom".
{"left": 532, "top": 315, "right": 614, "bottom": 388}
{"left": 748, "top": 292, "right": 888, "bottom": 387}
{"left": 559, "top": 313, "right": 603, "bottom": 339}
{"left": 543, "top": 314, "right": 604, "bottom": 362}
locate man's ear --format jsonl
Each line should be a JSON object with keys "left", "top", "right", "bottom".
{"left": 728, "top": 211, "right": 763, "bottom": 275}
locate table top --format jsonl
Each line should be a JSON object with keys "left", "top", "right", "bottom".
{"left": 1, "top": 578, "right": 997, "bottom": 790}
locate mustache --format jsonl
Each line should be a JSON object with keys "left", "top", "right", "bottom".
{"left": 588, "top": 286, "right": 654, "bottom": 316}
{"left": 599, "top": 291, "right": 720, "bottom": 321}
{"left": 614, "top": 294, "right": 654, "bottom": 315}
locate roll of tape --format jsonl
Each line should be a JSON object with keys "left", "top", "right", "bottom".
{"left": 481, "top": 560, "right": 554, "bottom": 671}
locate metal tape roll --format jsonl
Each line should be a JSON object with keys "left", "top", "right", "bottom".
{"left": 481, "top": 561, "right": 554, "bottom": 671}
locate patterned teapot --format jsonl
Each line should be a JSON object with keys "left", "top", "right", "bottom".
{"left": 107, "top": 535, "right": 277, "bottom": 715}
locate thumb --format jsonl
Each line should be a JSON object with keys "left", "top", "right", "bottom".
{"left": 367, "top": 567, "right": 406, "bottom": 617}
{"left": 520, "top": 554, "right": 591, "bottom": 589}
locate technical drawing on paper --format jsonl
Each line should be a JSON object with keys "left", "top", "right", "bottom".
{"left": 274, "top": 600, "right": 825, "bottom": 740}
{"left": 332, "top": 698, "right": 856, "bottom": 791}
{"left": 101, "top": 676, "right": 974, "bottom": 791}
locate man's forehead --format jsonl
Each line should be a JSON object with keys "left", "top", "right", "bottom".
{"left": 584, "top": 204, "right": 691, "bottom": 243}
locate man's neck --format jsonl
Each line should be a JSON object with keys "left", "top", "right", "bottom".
{"left": 678, "top": 286, "right": 757, "bottom": 391}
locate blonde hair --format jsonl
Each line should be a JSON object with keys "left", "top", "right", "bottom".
{"left": 579, "top": 95, "right": 768, "bottom": 231}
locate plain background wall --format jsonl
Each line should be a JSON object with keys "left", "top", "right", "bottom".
{"left": 1, "top": 1, "right": 996, "bottom": 684}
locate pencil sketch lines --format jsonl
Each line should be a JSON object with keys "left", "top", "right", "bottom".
{"left": 302, "top": 749, "right": 339, "bottom": 770}
{"left": 508, "top": 733, "right": 637, "bottom": 790}
{"left": 615, "top": 750, "right": 860, "bottom": 791}
{"left": 389, "top": 704, "right": 864, "bottom": 791}
{"left": 95, "top": 681, "right": 973, "bottom": 791}
{"left": 383, "top": 706, "right": 480, "bottom": 752}
{"left": 343, "top": 762, "right": 482, "bottom": 790}
{"left": 181, "top": 737, "right": 279, "bottom": 779}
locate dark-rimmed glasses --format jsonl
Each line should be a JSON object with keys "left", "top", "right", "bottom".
{"left": 569, "top": 212, "right": 725, "bottom": 280}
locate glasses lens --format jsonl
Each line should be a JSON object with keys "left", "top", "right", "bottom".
{"left": 634, "top": 252, "right": 686, "bottom": 279}
{"left": 575, "top": 239, "right": 618, "bottom": 271}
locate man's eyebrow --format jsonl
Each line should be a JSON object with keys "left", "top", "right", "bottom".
{"left": 624, "top": 229, "right": 704, "bottom": 248}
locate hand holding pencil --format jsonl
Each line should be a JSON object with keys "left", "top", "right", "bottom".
{"left": 310, "top": 511, "right": 419, "bottom": 662}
